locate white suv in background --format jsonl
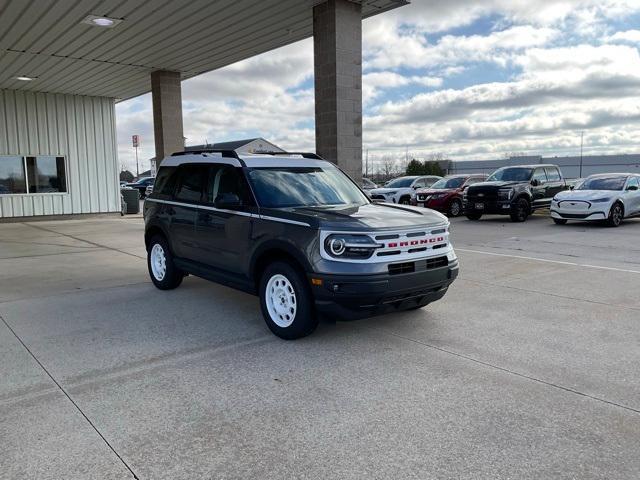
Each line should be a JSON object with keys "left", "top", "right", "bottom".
{"left": 550, "top": 173, "right": 640, "bottom": 227}
{"left": 369, "top": 175, "right": 442, "bottom": 204}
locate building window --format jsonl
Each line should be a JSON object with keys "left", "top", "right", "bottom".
{"left": 0, "top": 155, "right": 67, "bottom": 195}
{"left": 0, "top": 156, "right": 27, "bottom": 194}
{"left": 26, "top": 156, "right": 67, "bottom": 193}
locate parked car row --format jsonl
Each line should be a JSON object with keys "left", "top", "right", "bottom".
{"left": 368, "top": 175, "right": 442, "bottom": 204}
{"left": 402, "top": 164, "right": 640, "bottom": 227}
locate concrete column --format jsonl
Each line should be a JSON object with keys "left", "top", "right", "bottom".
{"left": 151, "top": 70, "right": 184, "bottom": 163}
{"left": 313, "top": 0, "right": 363, "bottom": 182}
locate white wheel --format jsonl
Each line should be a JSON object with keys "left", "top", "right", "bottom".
{"left": 150, "top": 243, "right": 167, "bottom": 281}
{"left": 265, "top": 274, "right": 297, "bottom": 328}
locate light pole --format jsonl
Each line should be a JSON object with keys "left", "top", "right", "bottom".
{"left": 579, "top": 131, "right": 584, "bottom": 178}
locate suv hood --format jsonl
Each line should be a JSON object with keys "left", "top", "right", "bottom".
{"left": 277, "top": 203, "right": 448, "bottom": 230}
{"left": 369, "top": 187, "right": 410, "bottom": 194}
{"left": 469, "top": 181, "right": 526, "bottom": 189}
{"left": 555, "top": 189, "right": 620, "bottom": 201}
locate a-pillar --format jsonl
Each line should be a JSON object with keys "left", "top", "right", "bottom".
{"left": 313, "top": 0, "right": 363, "bottom": 182}
{"left": 151, "top": 70, "right": 184, "bottom": 164}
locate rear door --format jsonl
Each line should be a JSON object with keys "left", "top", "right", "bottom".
{"left": 531, "top": 168, "right": 548, "bottom": 208}
{"left": 544, "top": 167, "right": 565, "bottom": 200}
{"left": 625, "top": 176, "right": 640, "bottom": 215}
{"left": 169, "top": 164, "right": 206, "bottom": 260}
{"left": 194, "top": 164, "right": 256, "bottom": 273}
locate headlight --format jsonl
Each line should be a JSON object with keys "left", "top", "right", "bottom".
{"left": 591, "top": 198, "right": 611, "bottom": 203}
{"left": 431, "top": 193, "right": 447, "bottom": 199}
{"left": 497, "top": 188, "right": 514, "bottom": 200}
{"left": 323, "top": 234, "right": 380, "bottom": 259}
{"left": 446, "top": 249, "right": 457, "bottom": 262}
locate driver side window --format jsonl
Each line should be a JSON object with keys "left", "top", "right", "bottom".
{"left": 205, "top": 165, "right": 253, "bottom": 206}
{"left": 627, "top": 177, "right": 639, "bottom": 190}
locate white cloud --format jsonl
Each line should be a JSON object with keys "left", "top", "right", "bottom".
{"left": 606, "top": 30, "right": 640, "bottom": 43}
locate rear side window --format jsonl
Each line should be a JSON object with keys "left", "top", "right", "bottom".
{"left": 154, "top": 167, "right": 177, "bottom": 196}
{"left": 545, "top": 167, "right": 561, "bottom": 182}
{"left": 175, "top": 165, "right": 205, "bottom": 202}
{"left": 532, "top": 168, "right": 547, "bottom": 184}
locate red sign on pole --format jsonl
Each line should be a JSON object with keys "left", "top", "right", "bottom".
{"left": 132, "top": 135, "right": 140, "bottom": 147}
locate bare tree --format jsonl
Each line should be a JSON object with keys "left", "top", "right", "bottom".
{"left": 380, "top": 154, "right": 399, "bottom": 181}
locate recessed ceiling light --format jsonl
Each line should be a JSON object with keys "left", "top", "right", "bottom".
{"left": 82, "top": 15, "right": 122, "bottom": 28}
{"left": 15, "top": 76, "right": 36, "bottom": 81}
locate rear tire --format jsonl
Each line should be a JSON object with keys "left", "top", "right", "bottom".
{"left": 607, "top": 202, "right": 624, "bottom": 227}
{"left": 259, "top": 261, "right": 318, "bottom": 340}
{"left": 553, "top": 218, "right": 567, "bottom": 225}
{"left": 466, "top": 212, "right": 482, "bottom": 220}
{"left": 147, "top": 235, "right": 183, "bottom": 290}
{"left": 448, "top": 199, "right": 462, "bottom": 217}
{"left": 510, "top": 198, "right": 530, "bottom": 222}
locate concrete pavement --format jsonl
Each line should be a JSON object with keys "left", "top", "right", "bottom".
{"left": 1, "top": 214, "right": 639, "bottom": 479}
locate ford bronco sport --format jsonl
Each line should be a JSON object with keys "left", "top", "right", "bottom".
{"left": 144, "top": 150, "right": 459, "bottom": 339}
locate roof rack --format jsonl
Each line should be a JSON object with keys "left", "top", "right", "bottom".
{"left": 256, "top": 151, "right": 324, "bottom": 160}
{"left": 171, "top": 149, "right": 241, "bottom": 159}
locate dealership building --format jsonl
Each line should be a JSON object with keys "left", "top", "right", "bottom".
{"left": 0, "top": 0, "right": 406, "bottom": 219}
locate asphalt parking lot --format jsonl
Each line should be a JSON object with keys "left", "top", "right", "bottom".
{"left": 1, "top": 213, "right": 639, "bottom": 479}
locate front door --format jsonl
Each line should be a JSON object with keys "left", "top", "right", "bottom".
{"left": 194, "top": 165, "right": 256, "bottom": 274}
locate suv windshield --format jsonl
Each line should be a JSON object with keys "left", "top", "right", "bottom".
{"left": 431, "top": 177, "right": 465, "bottom": 189}
{"left": 248, "top": 166, "right": 369, "bottom": 208}
{"left": 487, "top": 167, "right": 533, "bottom": 182}
{"left": 385, "top": 177, "right": 416, "bottom": 188}
{"left": 578, "top": 176, "right": 627, "bottom": 191}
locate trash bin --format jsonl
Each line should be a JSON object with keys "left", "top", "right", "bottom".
{"left": 121, "top": 187, "right": 140, "bottom": 214}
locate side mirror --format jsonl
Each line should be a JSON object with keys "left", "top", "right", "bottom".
{"left": 214, "top": 192, "right": 241, "bottom": 208}
{"left": 413, "top": 185, "right": 420, "bottom": 190}
{"left": 531, "top": 179, "right": 540, "bottom": 187}
{"left": 627, "top": 185, "right": 639, "bottom": 191}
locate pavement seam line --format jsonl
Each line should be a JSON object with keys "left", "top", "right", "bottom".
{"left": 457, "top": 247, "right": 640, "bottom": 274}
{"left": 24, "top": 223, "right": 146, "bottom": 260}
{"left": 0, "top": 313, "right": 140, "bottom": 480}
{"left": 373, "top": 327, "right": 640, "bottom": 415}
{"left": 458, "top": 277, "right": 640, "bottom": 312}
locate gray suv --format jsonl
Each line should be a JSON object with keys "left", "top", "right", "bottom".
{"left": 144, "top": 150, "right": 459, "bottom": 339}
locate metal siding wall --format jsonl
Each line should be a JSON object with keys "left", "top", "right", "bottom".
{"left": 0, "top": 89, "right": 119, "bottom": 218}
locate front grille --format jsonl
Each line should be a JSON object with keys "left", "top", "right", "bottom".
{"left": 556, "top": 212, "right": 592, "bottom": 219}
{"left": 467, "top": 187, "right": 498, "bottom": 201}
{"left": 426, "top": 256, "right": 448, "bottom": 269}
{"left": 388, "top": 262, "right": 415, "bottom": 275}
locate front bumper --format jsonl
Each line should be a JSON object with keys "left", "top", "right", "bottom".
{"left": 463, "top": 199, "right": 512, "bottom": 215}
{"left": 309, "top": 259, "right": 459, "bottom": 320}
{"left": 550, "top": 208, "right": 607, "bottom": 220}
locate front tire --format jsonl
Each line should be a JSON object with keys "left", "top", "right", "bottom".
{"left": 259, "top": 261, "right": 318, "bottom": 340}
{"left": 510, "top": 198, "right": 530, "bottom": 222}
{"left": 607, "top": 202, "right": 624, "bottom": 227}
{"left": 147, "top": 235, "right": 183, "bottom": 290}
{"left": 553, "top": 218, "right": 567, "bottom": 225}
{"left": 448, "top": 198, "right": 462, "bottom": 217}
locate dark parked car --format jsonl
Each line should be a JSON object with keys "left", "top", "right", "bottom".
{"left": 463, "top": 164, "right": 567, "bottom": 222}
{"left": 413, "top": 174, "right": 488, "bottom": 216}
{"left": 144, "top": 150, "right": 459, "bottom": 339}
{"left": 126, "top": 177, "right": 155, "bottom": 198}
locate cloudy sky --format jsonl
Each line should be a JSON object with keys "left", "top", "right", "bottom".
{"left": 116, "top": 0, "right": 640, "bottom": 173}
